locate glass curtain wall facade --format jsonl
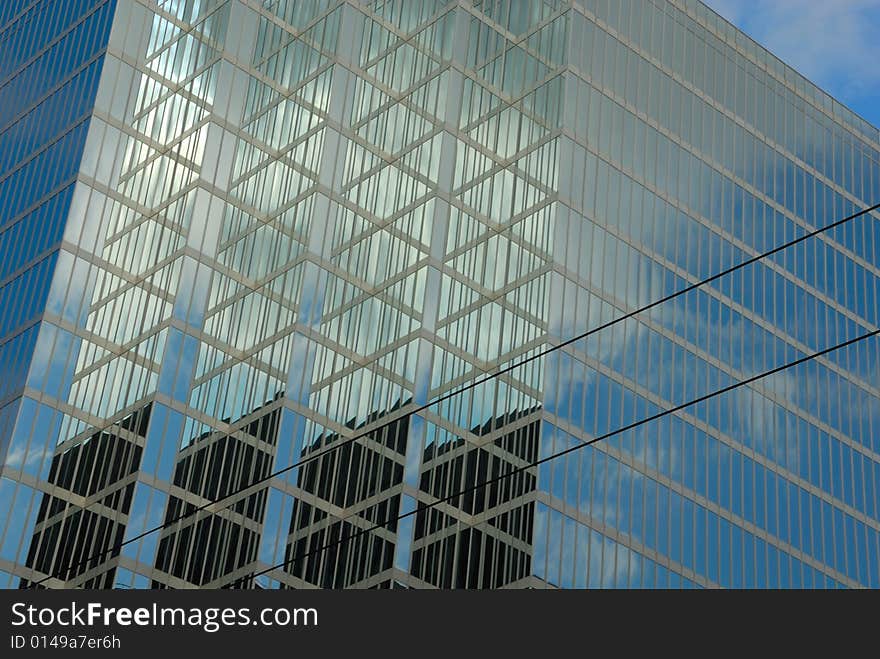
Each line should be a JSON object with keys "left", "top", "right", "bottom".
{"left": 0, "top": 0, "right": 879, "bottom": 589}
{"left": 0, "top": 0, "right": 119, "bottom": 584}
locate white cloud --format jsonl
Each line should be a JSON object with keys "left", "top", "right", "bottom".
{"left": 704, "top": 0, "right": 880, "bottom": 104}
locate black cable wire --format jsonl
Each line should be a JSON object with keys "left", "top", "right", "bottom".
{"left": 31, "top": 199, "right": 880, "bottom": 587}
{"left": 235, "top": 326, "right": 880, "bottom": 588}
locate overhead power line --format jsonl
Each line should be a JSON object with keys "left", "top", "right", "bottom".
{"left": 236, "top": 326, "right": 880, "bottom": 588}
{"left": 30, "top": 199, "right": 880, "bottom": 587}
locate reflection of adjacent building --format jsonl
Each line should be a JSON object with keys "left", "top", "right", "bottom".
{"left": 20, "top": 404, "right": 152, "bottom": 588}
{"left": 152, "top": 400, "right": 281, "bottom": 587}
{"left": 283, "top": 402, "right": 409, "bottom": 588}
{"left": 282, "top": 404, "right": 541, "bottom": 589}
{"left": 20, "top": 393, "right": 541, "bottom": 589}
{"left": 409, "top": 407, "right": 540, "bottom": 589}
{"left": 19, "top": 395, "right": 542, "bottom": 589}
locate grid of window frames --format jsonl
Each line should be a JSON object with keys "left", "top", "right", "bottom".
{"left": 0, "top": 0, "right": 118, "bottom": 585}
{"left": 0, "top": 0, "right": 878, "bottom": 589}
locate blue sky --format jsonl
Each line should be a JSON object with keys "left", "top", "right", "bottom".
{"left": 704, "top": 0, "right": 880, "bottom": 129}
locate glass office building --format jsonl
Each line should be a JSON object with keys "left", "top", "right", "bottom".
{"left": 1, "top": 0, "right": 878, "bottom": 589}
